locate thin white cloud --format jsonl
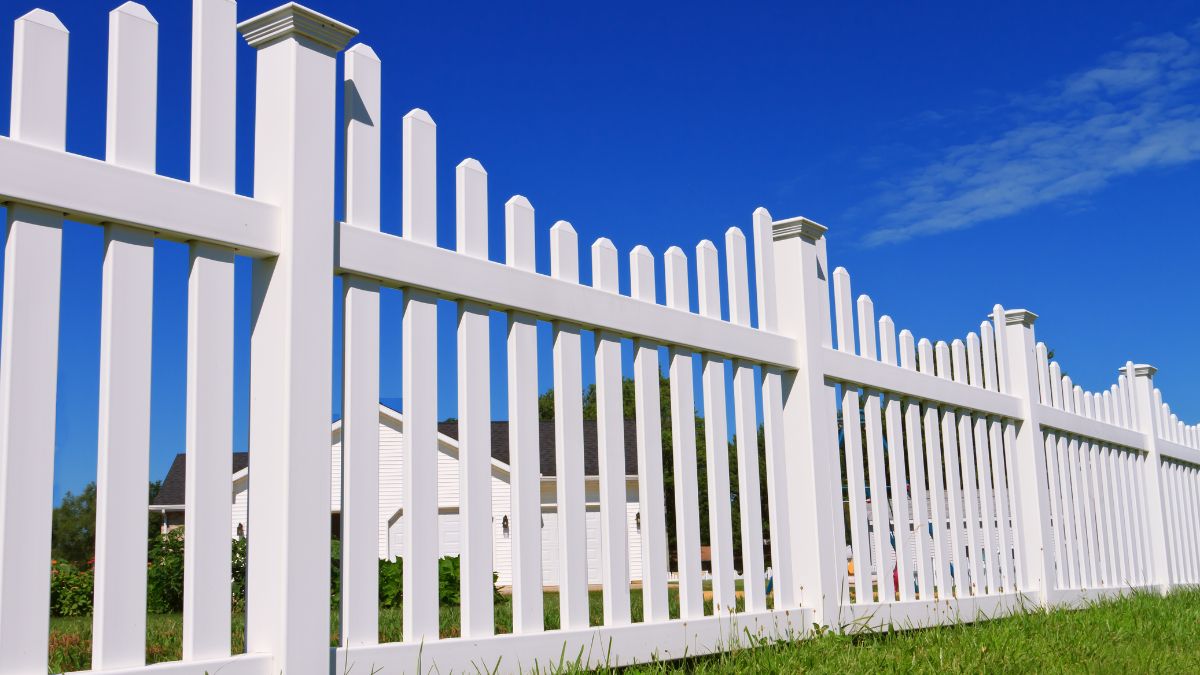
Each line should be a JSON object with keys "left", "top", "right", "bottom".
{"left": 865, "top": 24, "right": 1200, "bottom": 246}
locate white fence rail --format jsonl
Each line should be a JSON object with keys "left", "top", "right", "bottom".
{"left": 0, "top": 2, "right": 1197, "bottom": 674}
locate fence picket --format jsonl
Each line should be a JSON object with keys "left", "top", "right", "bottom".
{"left": 505, "top": 196, "right": 543, "bottom": 633}
{"left": 857, "top": 296, "right": 893, "bottom": 601}
{"left": 899, "top": 330, "right": 932, "bottom": 600}
{"left": 918, "top": 339, "right": 952, "bottom": 598}
{"left": 833, "top": 269, "right": 870, "bottom": 601}
{"left": 753, "top": 208, "right": 793, "bottom": 609}
{"left": 550, "top": 221, "right": 590, "bottom": 630}
{"left": 592, "top": 237, "right": 631, "bottom": 626}
{"left": 0, "top": 10, "right": 68, "bottom": 674}
{"left": 967, "top": 333, "right": 998, "bottom": 594}
{"left": 94, "top": 5, "right": 158, "bottom": 666}
{"left": 631, "top": 245, "right": 670, "bottom": 621}
{"left": 401, "top": 108, "right": 440, "bottom": 642}
{"left": 935, "top": 342, "right": 968, "bottom": 597}
{"left": 951, "top": 340, "right": 982, "bottom": 595}
{"left": 339, "top": 41, "right": 382, "bottom": 650}
{"left": 456, "top": 158, "right": 494, "bottom": 637}
{"left": 726, "top": 228, "right": 766, "bottom": 612}
{"left": 697, "top": 240, "right": 736, "bottom": 613}
{"left": 881, "top": 318, "right": 912, "bottom": 601}
{"left": 664, "top": 247, "right": 704, "bottom": 619}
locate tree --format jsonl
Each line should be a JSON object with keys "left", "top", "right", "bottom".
{"left": 51, "top": 479, "right": 166, "bottom": 566}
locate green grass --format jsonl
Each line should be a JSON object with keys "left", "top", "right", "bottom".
{"left": 48, "top": 589, "right": 1200, "bottom": 673}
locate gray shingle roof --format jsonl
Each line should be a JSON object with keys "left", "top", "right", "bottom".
{"left": 151, "top": 419, "right": 640, "bottom": 507}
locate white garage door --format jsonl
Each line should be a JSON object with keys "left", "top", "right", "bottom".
{"left": 386, "top": 510, "right": 463, "bottom": 560}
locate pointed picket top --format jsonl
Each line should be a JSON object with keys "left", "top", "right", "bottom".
{"left": 980, "top": 321, "right": 998, "bottom": 392}
{"left": 898, "top": 329, "right": 916, "bottom": 370}
{"left": 107, "top": 0, "right": 158, "bottom": 172}
{"left": 934, "top": 341, "right": 952, "bottom": 379}
{"left": 664, "top": 246, "right": 689, "bottom": 311}
{"left": 630, "top": 245, "right": 655, "bottom": 303}
{"left": 456, "top": 158, "right": 488, "bottom": 259}
{"left": 18, "top": 8, "right": 67, "bottom": 31}
{"left": 832, "top": 267, "right": 854, "bottom": 354}
{"left": 403, "top": 108, "right": 436, "bottom": 244}
{"left": 752, "top": 208, "right": 778, "bottom": 333}
{"left": 12, "top": 8, "right": 69, "bottom": 148}
{"left": 695, "top": 240, "right": 721, "bottom": 320}
{"left": 1062, "top": 375, "right": 1075, "bottom": 413}
{"left": 917, "top": 338, "right": 935, "bottom": 375}
{"left": 878, "top": 316, "right": 897, "bottom": 366}
{"left": 951, "top": 339, "right": 968, "bottom": 384}
{"left": 504, "top": 196, "right": 535, "bottom": 271}
{"left": 347, "top": 42, "right": 379, "bottom": 60}
{"left": 1048, "top": 362, "right": 1063, "bottom": 408}
{"left": 591, "top": 238, "right": 619, "bottom": 293}
{"left": 114, "top": 2, "right": 156, "bottom": 23}
{"left": 856, "top": 295, "right": 876, "bottom": 361}
{"left": 724, "top": 228, "right": 750, "bottom": 327}
{"left": 966, "top": 332, "right": 983, "bottom": 388}
{"left": 550, "top": 221, "right": 578, "bottom": 283}
{"left": 990, "top": 304, "right": 1010, "bottom": 394}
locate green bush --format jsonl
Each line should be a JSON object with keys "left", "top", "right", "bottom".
{"left": 146, "top": 528, "right": 185, "bottom": 613}
{"left": 49, "top": 560, "right": 94, "bottom": 617}
{"left": 231, "top": 534, "right": 248, "bottom": 611}
{"left": 379, "top": 556, "right": 403, "bottom": 608}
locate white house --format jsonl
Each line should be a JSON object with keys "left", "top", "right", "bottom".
{"left": 151, "top": 404, "right": 645, "bottom": 587}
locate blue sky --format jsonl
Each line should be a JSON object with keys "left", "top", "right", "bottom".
{"left": 1, "top": 0, "right": 1197, "bottom": 502}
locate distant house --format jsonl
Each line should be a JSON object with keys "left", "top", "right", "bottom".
{"left": 151, "top": 404, "right": 645, "bottom": 587}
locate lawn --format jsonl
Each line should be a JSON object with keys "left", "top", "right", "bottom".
{"left": 48, "top": 589, "right": 1200, "bottom": 673}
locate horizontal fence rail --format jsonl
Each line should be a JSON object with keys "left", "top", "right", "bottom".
{"left": 0, "top": 2, "right": 1198, "bottom": 674}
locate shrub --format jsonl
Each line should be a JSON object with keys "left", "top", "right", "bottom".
{"left": 146, "top": 528, "right": 185, "bottom": 613}
{"left": 49, "top": 560, "right": 94, "bottom": 617}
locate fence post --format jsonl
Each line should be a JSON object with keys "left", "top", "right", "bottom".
{"left": 1000, "top": 309, "right": 1056, "bottom": 605}
{"left": 769, "top": 215, "right": 842, "bottom": 628}
{"left": 1124, "top": 363, "right": 1174, "bottom": 594}
{"left": 238, "top": 5, "right": 356, "bottom": 673}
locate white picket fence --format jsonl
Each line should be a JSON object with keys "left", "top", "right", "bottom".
{"left": 0, "top": 2, "right": 1198, "bottom": 674}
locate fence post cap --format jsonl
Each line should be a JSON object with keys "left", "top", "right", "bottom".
{"left": 1120, "top": 363, "right": 1157, "bottom": 378}
{"left": 1003, "top": 309, "right": 1038, "bottom": 327}
{"left": 239, "top": 2, "right": 357, "bottom": 52}
{"left": 771, "top": 215, "right": 826, "bottom": 242}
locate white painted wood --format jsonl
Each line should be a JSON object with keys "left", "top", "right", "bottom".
{"left": 338, "top": 41, "right": 382, "bottom": 650}
{"left": 725, "top": 228, "right": 766, "bottom": 612}
{"left": 664, "top": 247, "right": 705, "bottom": 619}
{"left": 337, "top": 225, "right": 796, "bottom": 369}
{"left": 952, "top": 340, "right": 983, "bottom": 595}
{"left": 592, "top": 237, "right": 631, "bottom": 626}
{"left": 456, "top": 158, "right": 494, "bottom": 638}
{"left": 753, "top": 208, "right": 793, "bottom": 609}
{"left": 833, "top": 270, "right": 870, "bottom": 601}
{"left": 505, "top": 196, "right": 543, "bottom": 633}
{"left": 0, "top": 135, "right": 277, "bottom": 255}
{"left": 881, "top": 318, "right": 912, "bottom": 601}
{"left": 697, "top": 240, "right": 736, "bottom": 613}
{"left": 918, "top": 339, "right": 952, "bottom": 599}
{"left": 936, "top": 342, "right": 968, "bottom": 597}
{"left": 899, "top": 330, "right": 932, "bottom": 600}
{"left": 631, "top": 245, "right": 671, "bottom": 621}
{"left": 399, "top": 107, "right": 440, "bottom": 642}
{"left": 184, "top": 0, "right": 238, "bottom": 660}
{"left": 967, "top": 334, "right": 998, "bottom": 595}
{"left": 239, "top": 7, "right": 354, "bottom": 671}
{"left": 1000, "top": 310, "right": 1056, "bottom": 601}
{"left": 857, "top": 296, "right": 893, "bottom": 601}
{"left": 769, "top": 217, "right": 842, "bottom": 625}
{"left": 0, "top": 12, "right": 67, "bottom": 673}
{"left": 183, "top": 245, "right": 236, "bottom": 658}
{"left": 93, "top": 6, "right": 159, "bottom": 666}
{"left": 551, "top": 221, "right": 590, "bottom": 629}
{"left": 190, "top": 0, "right": 236, "bottom": 192}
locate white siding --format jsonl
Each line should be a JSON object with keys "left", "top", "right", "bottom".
{"left": 230, "top": 408, "right": 644, "bottom": 588}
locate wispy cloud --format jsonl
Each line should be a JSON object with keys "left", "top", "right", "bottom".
{"left": 864, "top": 23, "right": 1200, "bottom": 246}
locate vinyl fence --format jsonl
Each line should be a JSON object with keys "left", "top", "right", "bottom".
{"left": 0, "top": 2, "right": 1197, "bottom": 674}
